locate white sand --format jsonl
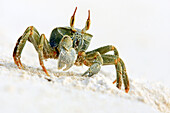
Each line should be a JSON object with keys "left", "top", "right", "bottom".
{"left": 1, "top": 0, "right": 170, "bottom": 112}
{"left": 0, "top": 53, "right": 170, "bottom": 113}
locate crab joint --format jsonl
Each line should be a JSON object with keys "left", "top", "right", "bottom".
{"left": 82, "top": 10, "right": 91, "bottom": 33}
{"left": 29, "top": 26, "right": 34, "bottom": 36}
{"left": 111, "top": 46, "right": 115, "bottom": 50}
{"left": 78, "top": 51, "right": 85, "bottom": 56}
{"left": 114, "top": 57, "right": 121, "bottom": 65}
{"left": 70, "top": 7, "right": 77, "bottom": 28}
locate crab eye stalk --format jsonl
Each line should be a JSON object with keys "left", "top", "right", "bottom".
{"left": 82, "top": 10, "right": 91, "bottom": 33}
{"left": 70, "top": 7, "right": 77, "bottom": 28}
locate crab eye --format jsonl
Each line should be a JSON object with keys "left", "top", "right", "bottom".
{"left": 73, "top": 39, "right": 79, "bottom": 49}
{"left": 76, "top": 39, "right": 79, "bottom": 46}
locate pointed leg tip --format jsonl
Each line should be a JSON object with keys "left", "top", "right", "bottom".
{"left": 18, "top": 60, "right": 24, "bottom": 69}
{"left": 44, "top": 70, "right": 50, "bottom": 77}
{"left": 21, "top": 65, "right": 24, "bottom": 69}
{"left": 18, "top": 66, "right": 22, "bottom": 69}
{"left": 125, "top": 88, "right": 129, "bottom": 93}
{"left": 113, "top": 80, "right": 117, "bottom": 84}
{"left": 13, "top": 59, "right": 22, "bottom": 69}
{"left": 46, "top": 73, "right": 50, "bottom": 77}
{"left": 116, "top": 85, "right": 121, "bottom": 90}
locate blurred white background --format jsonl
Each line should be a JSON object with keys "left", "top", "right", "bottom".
{"left": 0, "top": 0, "right": 170, "bottom": 86}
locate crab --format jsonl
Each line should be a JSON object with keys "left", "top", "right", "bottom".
{"left": 13, "top": 7, "right": 130, "bottom": 93}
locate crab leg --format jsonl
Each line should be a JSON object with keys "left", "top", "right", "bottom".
{"left": 85, "top": 45, "right": 129, "bottom": 93}
{"left": 86, "top": 45, "right": 119, "bottom": 56}
{"left": 119, "top": 58, "right": 130, "bottom": 93}
{"left": 13, "top": 26, "right": 55, "bottom": 76}
{"left": 38, "top": 34, "right": 50, "bottom": 76}
{"left": 82, "top": 52, "right": 103, "bottom": 77}
{"left": 13, "top": 36, "right": 24, "bottom": 69}
{"left": 13, "top": 27, "right": 39, "bottom": 69}
{"left": 102, "top": 55, "right": 129, "bottom": 92}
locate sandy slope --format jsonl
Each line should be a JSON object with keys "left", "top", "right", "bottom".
{"left": 0, "top": 36, "right": 169, "bottom": 113}
{"left": 0, "top": 53, "right": 169, "bottom": 113}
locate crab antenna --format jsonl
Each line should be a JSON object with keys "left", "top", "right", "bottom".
{"left": 70, "top": 7, "right": 77, "bottom": 28}
{"left": 82, "top": 10, "right": 91, "bottom": 33}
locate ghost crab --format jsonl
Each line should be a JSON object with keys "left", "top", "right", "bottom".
{"left": 13, "top": 7, "right": 130, "bottom": 93}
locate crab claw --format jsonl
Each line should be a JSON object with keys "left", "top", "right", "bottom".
{"left": 58, "top": 48, "right": 77, "bottom": 71}
{"left": 58, "top": 35, "right": 77, "bottom": 71}
{"left": 82, "top": 62, "right": 101, "bottom": 77}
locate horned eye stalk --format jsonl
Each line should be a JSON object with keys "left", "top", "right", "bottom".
{"left": 70, "top": 7, "right": 91, "bottom": 33}
{"left": 70, "top": 7, "right": 77, "bottom": 28}
{"left": 82, "top": 10, "right": 91, "bottom": 33}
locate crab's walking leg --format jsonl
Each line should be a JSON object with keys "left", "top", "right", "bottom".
{"left": 119, "top": 58, "right": 130, "bottom": 93}
{"left": 38, "top": 34, "right": 50, "bottom": 76}
{"left": 13, "top": 26, "right": 40, "bottom": 69}
{"left": 13, "top": 26, "right": 55, "bottom": 76}
{"left": 85, "top": 45, "right": 129, "bottom": 93}
{"left": 13, "top": 36, "right": 24, "bottom": 69}
{"left": 86, "top": 45, "right": 119, "bottom": 56}
{"left": 85, "top": 45, "right": 119, "bottom": 80}
{"left": 101, "top": 55, "right": 122, "bottom": 89}
{"left": 101, "top": 55, "right": 129, "bottom": 93}
{"left": 82, "top": 52, "right": 103, "bottom": 77}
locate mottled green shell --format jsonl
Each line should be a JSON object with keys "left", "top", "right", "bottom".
{"left": 49, "top": 27, "right": 93, "bottom": 52}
